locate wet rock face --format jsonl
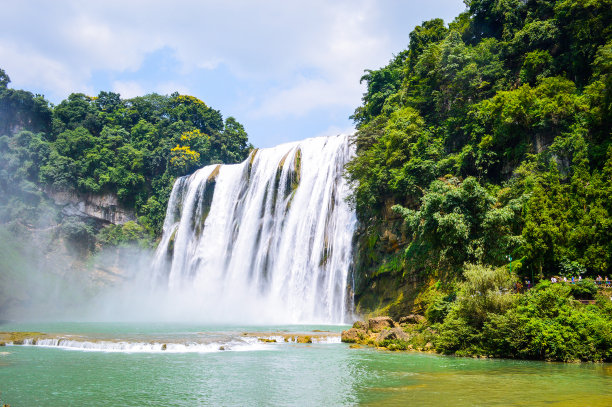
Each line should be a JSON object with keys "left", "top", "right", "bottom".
{"left": 368, "top": 316, "right": 395, "bottom": 332}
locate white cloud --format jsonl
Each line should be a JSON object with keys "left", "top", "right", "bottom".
{"left": 314, "top": 124, "right": 356, "bottom": 139}
{"left": 155, "top": 82, "right": 191, "bottom": 96}
{"left": 251, "top": 76, "right": 359, "bottom": 118}
{"left": 0, "top": 0, "right": 466, "bottom": 144}
{"left": 0, "top": 41, "right": 92, "bottom": 99}
{"left": 112, "top": 81, "right": 145, "bottom": 99}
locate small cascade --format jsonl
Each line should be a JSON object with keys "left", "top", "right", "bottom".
{"left": 151, "top": 135, "right": 357, "bottom": 324}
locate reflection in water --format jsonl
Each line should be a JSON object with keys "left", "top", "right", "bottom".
{"left": 353, "top": 350, "right": 612, "bottom": 406}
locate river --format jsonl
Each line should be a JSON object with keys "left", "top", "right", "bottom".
{"left": 1, "top": 322, "right": 610, "bottom": 406}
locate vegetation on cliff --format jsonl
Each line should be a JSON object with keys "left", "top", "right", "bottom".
{"left": 345, "top": 0, "right": 612, "bottom": 360}
{"left": 0, "top": 69, "right": 251, "bottom": 244}
{"left": 347, "top": 0, "right": 611, "bottom": 304}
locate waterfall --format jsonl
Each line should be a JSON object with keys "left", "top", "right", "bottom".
{"left": 151, "top": 134, "right": 357, "bottom": 324}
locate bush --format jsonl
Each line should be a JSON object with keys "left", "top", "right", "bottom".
{"left": 454, "top": 264, "right": 517, "bottom": 328}
{"left": 569, "top": 278, "right": 598, "bottom": 300}
{"left": 433, "top": 272, "right": 612, "bottom": 361}
{"left": 97, "top": 221, "right": 152, "bottom": 248}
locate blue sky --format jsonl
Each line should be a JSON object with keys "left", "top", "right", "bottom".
{"left": 1, "top": 0, "right": 465, "bottom": 148}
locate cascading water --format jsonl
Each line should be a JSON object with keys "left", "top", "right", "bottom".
{"left": 151, "top": 134, "right": 357, "bottom": 324}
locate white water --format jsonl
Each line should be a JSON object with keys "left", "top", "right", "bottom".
{"left": 17, "top": 337, "right": 270, "bottom": 353}
{"left": 11, "top": 334, "right": 340, "bottom": 353}
{"left": 151, "top": 135, "right": 357, "bottom": 324}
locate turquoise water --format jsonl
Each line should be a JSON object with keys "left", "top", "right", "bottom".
{"left": 1, "top": 323, "right": 611, "bottom": 406}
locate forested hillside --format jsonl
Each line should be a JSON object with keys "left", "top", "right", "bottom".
{"left": 0, "top": 69, "right": 251, "bottom": 245}
{"left": 348, "top": 0, "right": 611, "bottom": 306}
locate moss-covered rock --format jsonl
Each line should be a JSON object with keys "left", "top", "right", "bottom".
{"left": 341, "top": 328, "right": 367, "bottom": 343}
{"left": 368, "top": 316, "right": 395, "bottom": 332}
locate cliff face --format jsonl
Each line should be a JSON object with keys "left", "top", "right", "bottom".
{"left": 352, "top": 199, "right": 425, "bottom": 319}
{"left": 46, "top": 188, "right": 136, "bottom": 225}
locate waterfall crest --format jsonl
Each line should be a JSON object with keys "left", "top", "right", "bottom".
{"left": 152, "top": 135, "right": 356, "bottom": 324}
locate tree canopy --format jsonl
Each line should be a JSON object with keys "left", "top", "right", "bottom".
{"left": 0, "top": 84, "right": 252, "bottom": 236}
{"left": 347, "top": 0, "right": 612, "bottom": 280}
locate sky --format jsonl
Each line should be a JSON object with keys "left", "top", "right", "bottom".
{"left": 1, "top": 0, "right": 465, "bottom": 148}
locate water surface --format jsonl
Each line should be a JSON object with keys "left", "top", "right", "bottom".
{"left": 1, "top": 323, "right": 610, "bottom": 406}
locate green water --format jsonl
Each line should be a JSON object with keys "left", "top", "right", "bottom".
{"left": 0, "top": 323, "right": 611, "bottom": 406}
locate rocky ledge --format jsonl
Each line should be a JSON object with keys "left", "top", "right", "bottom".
{"left": 46, "top": 188, "right": 136, "bottom": 225}
{"left": 341, "top": 315, "right": 434, "bottom": 352}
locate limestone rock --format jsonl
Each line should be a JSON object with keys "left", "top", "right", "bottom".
{"left": 375, "top": 327, "right": 410, "bottom": 343}
{"left": 399, "top": 314, "right": 426, "bottom": 325}
{"left": 341, "top": 328, "right": 366, "bottom": 343}
{"left": 368, "top": 316, "right": 395, "bottom": 332}
{"left": 352, "top": 320, "right": 367, "bottom": 330}
{"left": 46, "top": 188, "right": 135, "bottom": 224}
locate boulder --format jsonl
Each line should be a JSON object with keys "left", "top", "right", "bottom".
{"left": 368, "top": 316, "right": 395, "bottom": 332}
{"left": 341, "top": 328, "right": 366, "bottom": 343}
{"left": 352, "top": 320, "right": 367, "bottom": 330}
{"left": 399, "top": 314, "right": 426, "bottom": 325}
{"left": 375, "top": 327, "right": 410, "bottom": 343}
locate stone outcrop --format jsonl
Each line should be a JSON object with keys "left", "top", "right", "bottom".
{"left": 376, "top": 327, "right": 410, "bottom": 343}
{"left": 341, "top": 315, "right": 434, "bottom": 352}
{"left": 352, "top": 320, "right": 367, "bottom": 330}
{"left": 399, "top": 314, "right": 426, "bottom": 325}
{"left": 46, "top": 188, "right": 136, "bottom": 225}
{"left": 341, "top": 328, "right": 367, "bottom": 343}
{"left": 352, "top": 197, "right": 421, "bottom": 319}
{"left": 368, "top": 316, "right": 395, "bottom": 332}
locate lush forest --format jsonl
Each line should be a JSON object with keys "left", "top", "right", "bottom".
{"left": 346, "top": 0, "right": 612, "bottom": 360}
{"left": 0, "top": 69, "right": 251, "bottom": 249}
{"left": 1, "top": 0, "right": 612, "bottom": 361}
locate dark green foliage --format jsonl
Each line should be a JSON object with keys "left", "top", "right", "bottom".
{"left": 348, "top": 2, "right": 612, "bottom": 361}
{"left": 0, "top": 76, "right": 52, "bottom": 136}
{"left": 0, "top": 81, "right": 252, "bottom": 237}
{"left": 347, "top": 0, "right": 612, "bottom": 281}
{"left": 569, "top": 278, "right": 598, "bottom": 300}
{"left": 434, "top": 270, "right": 612, "bottom": 362}
{"left": 393, "top": 178, "right": 523, "bottom": 271}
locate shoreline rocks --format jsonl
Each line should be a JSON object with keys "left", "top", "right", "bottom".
{"left": 341, "top": 315, "right": 433, "bottom": 352}
{"left": 368, "top": 316, "right": 395, "bottom": 332}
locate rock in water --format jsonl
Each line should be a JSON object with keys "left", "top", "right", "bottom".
{"left": 341, "top": 328, "right": 367, "bottom": 343}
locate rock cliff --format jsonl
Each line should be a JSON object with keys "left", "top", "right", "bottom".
{"left": 45, "top": 188, "right": 136, "bottom": 225}
{"left": 351, "top": 198, "right": 425, "bottom": 319}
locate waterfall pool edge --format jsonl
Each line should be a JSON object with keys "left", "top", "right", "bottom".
{"left": 0, "top": 322, "right": 611, "bottom": 407}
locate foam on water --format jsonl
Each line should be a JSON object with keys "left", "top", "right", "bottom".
{"left": 16, "top": 337, "right": 270, "bottom": 353}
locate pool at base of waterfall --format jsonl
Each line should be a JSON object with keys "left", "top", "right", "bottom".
{"left": 0, "top": 322, "right": 611, "bottom": 406}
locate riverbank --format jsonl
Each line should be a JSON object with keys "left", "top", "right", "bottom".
{"left": 343, "top": 277, "right": 612, "bottom": 362}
